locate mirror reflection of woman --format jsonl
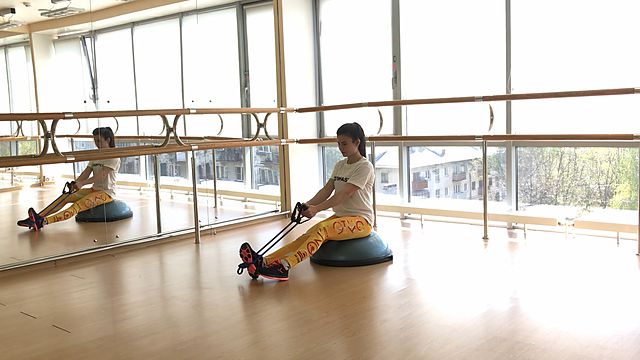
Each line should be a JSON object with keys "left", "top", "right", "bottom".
{"left": 17, "top": 127, "right": 120, "bottom": 231}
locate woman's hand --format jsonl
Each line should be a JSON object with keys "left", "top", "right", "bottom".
{"left": 302, "top": 204, "right": 319, "bottom": 219}
{"left": 72, "top": 180, "right": 84, "bottom": 190}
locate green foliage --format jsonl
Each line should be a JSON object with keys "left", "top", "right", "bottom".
{"left": 518, "top": 147, "right": 638, "bottom": 210}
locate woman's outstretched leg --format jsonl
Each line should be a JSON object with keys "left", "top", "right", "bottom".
{"left": 239, "top": 216, "right": 371, "bottom": 281}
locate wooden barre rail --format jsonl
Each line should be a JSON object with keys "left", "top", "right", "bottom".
{"left": 298, "top": 134, "right": 640, "bottom": 144}
{"left": 1, "top": 133, "right": 638, "bottom": 168}
{"left": 0, "top": 134, "right": 240, "bottom": 143}
{"left": 295, "top": 87, "right": 640, "bottom": 113}
{"left": 0, "top": 87, "right": 636, "bottom": 121}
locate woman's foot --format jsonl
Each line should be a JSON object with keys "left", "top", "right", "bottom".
{"left": 28, "top": 208, "right": 45, "bottom": 231}
{"left": 238, "top": 243, "right": 261, "bottom": 279}
{"left": 258, "top": 259, "right": 289, "bottom": 281}
{"left": 17, "top": 217, "right": 33, "bottom": 229}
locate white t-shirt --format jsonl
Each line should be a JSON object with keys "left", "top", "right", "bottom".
{"left": 87, "top": 158, "right": 120, "bottom": 198}
{"left": 330, "top": 157, "right": 375, "bottom": 225}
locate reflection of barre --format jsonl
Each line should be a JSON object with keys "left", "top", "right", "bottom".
{"left": 0, "top": 107, "right": 292, "bottom": 122}
{"left": 0, "top": 138, "right": 290, "bottom": 168}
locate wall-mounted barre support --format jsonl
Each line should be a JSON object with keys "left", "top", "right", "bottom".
{"left": 172, "top": 114, "right": 186, "bottom": 146}
{"left": 36, "top": 120, "right": 50, "bottom": 157}
{"left": 49, "top": 119, "right": 63, "bottom": 156}
{"left": 12, "top": 120, "right": 23, "bottom": 137}
{"left": 250, "top": 112, "right": 274, "bottom": 140}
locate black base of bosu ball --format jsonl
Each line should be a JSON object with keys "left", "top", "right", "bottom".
{"left": 310, "top": 231, "right": 393, "bottom": 267}
{"left": 75, "top": 200, "right": 133, "bottom": 223}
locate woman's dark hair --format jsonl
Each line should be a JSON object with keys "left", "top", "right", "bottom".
{"left": 337, "top": 122, "right": 366, "bottom": 157}
{"left": 92, "top": 127, "right": 115, "bottom": 148}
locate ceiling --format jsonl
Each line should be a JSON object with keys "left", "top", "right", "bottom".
{"left": 0, "top": 0, "right": 231, "bottom": 40}
{"left": 0, "top": 0, "right": 124, "bottom": 24}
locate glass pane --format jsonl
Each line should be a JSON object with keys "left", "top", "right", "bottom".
{"left": 401, "top": 0, "right": 505, "bottom": 135}
{"left": 51, "top": 38, "right": 94, "bottom": 112}
{"left": 182, "top": 9, "right": 242, "bottom": 138}
{"left": 95, "top": 28, "right": 138, "bottom": 136}
{"left": 0, "top": 50, "right": 9, "bottom": 112}
{"left": 408, "top": 146, "right": 507, "bottom": 211}
{"left": 511, "top": 0, "right": 640, "bottom": 133}
{"left": 246, "top": 4, "right": 278, "bottom": 137}
{"left": 322, "top": 146, "right": 341, "bottom": 184}
{"left": 518, "top": 147, "right": 638, "bottom": 214}
{"left": 373, "top": 146, "right": 401, "bottom": 204}
{"left": 319, "top": 0, "right": 393, "bottom": 135}
{"left": 7, "top": 45, "right": 35, "bottom": 113}
{"left": 214, "top": 147, "right": 245, "bottom": 188}
{"left": 134, "top": 19, "right": 182, "bottom": 137}
{"left": 0, "top": 50, "right": 10, "bottom": 137}
{"left": 252, "top": 145, "right": 279, "bottom": 194}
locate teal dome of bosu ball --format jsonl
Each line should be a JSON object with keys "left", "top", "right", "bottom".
{"left": 75, "top": 200, "right": 133, "bottom": 223}
{"left": 310, "top": 231, "right": 393, "bottom": 267}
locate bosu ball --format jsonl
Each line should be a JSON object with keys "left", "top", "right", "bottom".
{"left": 76, "top": 199, "right": 133, "bottom": 223}
{"left": 310, "top": 231, "right": 393, "bottom": 267}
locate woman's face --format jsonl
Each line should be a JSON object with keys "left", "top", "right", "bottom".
{"left": 337, "top": 134, "right": 360, "bottom": 158}
{"left": 93, "top": 135, "right": 110, "bottom": 149}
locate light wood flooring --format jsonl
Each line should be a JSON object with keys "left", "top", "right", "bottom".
{"left": 1, "top": 216, "right": 639, "bottom": 359}
{"left": 0, "top": 183, "right": 278, "bottom": 267}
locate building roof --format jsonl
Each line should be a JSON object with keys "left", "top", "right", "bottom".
{"left": 375, "top": 146, "right": 482, "bottom": 169}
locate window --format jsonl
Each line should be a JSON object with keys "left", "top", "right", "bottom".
{"left": 444, "top": 187, "right": 449, "bottom": 197}
{"left": 512, "top": 1, "right": 640, "bottom": 134}
{"left": 51, "top": 38, "right": 93, "bottom": 112}
{"left": 518, "top": 147, "right": 638, "bottom": 211}
{"left": 435, "top": 189, "right": 440, "bottom": 198}
{"left": 401, "top": 0, "right": 505, "bottom": 135}
{"left": 246, "top": 4, "right": 278, "bottom": 137}
{"left": 319, "top": 0, "right": 393, "bottom": 135}
{"left": 134, "top": 18, "right": 183, "bottom": 136}
{"left": 216, "top": 165, "right": 227, "bottom": 179}
{"left": 381, "top": 172, "right": 389, "bottom": 184}
{"left": 95, "top": 28, "right": 137, "bottom": 135}
{"left": 182, "top": 8, "right": 242, "bottom": 138}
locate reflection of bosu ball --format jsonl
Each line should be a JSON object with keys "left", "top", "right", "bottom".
{"left": 310, "top": 231, "right": 393, "bottom": 267}
{"left": 75, "top": 200, "right": 133, "bottom": 223}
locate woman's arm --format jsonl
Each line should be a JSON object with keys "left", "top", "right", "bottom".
{"left": 303, "top": 183, "right": 359, "bottom": 218}
{"left": 306, "top": 179, "right": 335, "bottom": 206}
{"left": 75, "top": 166, "right": 111, "bottom": 188}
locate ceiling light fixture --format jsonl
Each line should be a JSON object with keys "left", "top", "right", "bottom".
{"left": 0, "top": 20, "right": 24, "bottom": 30}
{"left": 0, "top": 8, "right": 16, "bottom": 16}
{"left": 40, "top": 6, "right": 84, "bottom": 18}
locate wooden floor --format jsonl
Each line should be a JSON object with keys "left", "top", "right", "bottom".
{"left": 1, "top": 216, "right": 639, "bottom": 359}
{"left": 0, "top": 183, "right": 278, "bottom": 267}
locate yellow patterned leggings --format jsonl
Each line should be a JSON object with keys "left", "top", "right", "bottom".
{"left": 264, "top": 215, "right": 372, "bottom": 269}
{"left": 40, "top": 188, "right": 113, "bottom": 224}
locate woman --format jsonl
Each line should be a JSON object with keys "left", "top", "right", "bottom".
{"left": 239, "top": 122, "right": 374, "bottom": 280}
{"left": 17, "top": 127, "right": 120, "bottom": 231}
